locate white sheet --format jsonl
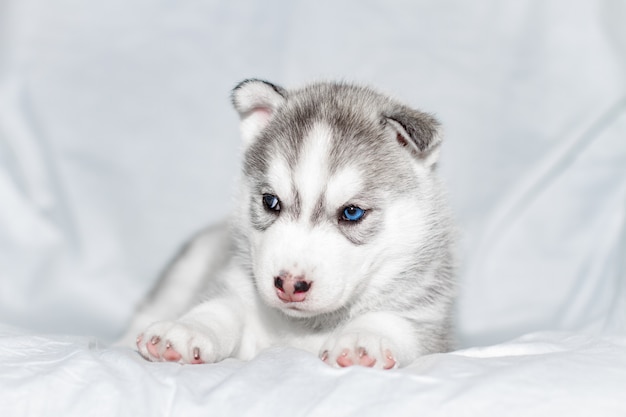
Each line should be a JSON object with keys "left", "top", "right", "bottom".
{"left": 1, "top": 0, "right": 625, "bottom": 415}
{"left": 2, "top": 325, "right": 624, "bottom": 416}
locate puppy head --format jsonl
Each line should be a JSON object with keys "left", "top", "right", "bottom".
{"left": 232, "top": 80, "right": 443, "bottom": 318}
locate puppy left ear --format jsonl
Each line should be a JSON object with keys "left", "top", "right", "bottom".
{"left": 384, "top": 107, "right": 442, "bottom": 168}
{"left": 231, "top": 79, "right": 287, "bottom": 146}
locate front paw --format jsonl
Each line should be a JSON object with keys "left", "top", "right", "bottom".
{"left": 320, "top": 331, "right": 397, "bottom": 370}
{"left": 136, "top": 320, "right": 218, "bottom": 364}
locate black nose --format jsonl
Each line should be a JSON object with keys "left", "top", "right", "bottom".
{"left": 274, "top": 276, "right": 284, "bottom": 290}
{"left": 293, "top": 280, "right": 311, "bottom": 293}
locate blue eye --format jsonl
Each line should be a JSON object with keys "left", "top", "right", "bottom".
{"left": 342, "top": 206, "right": 365, "bottom": 222}
{"left": 263, "top": 194, "right": 280, "bottom": 212}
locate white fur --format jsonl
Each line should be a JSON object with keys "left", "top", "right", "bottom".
{"left": 233, "top": 81, "right": 285, "bottom": 145}
{"left": 250, "top": 124, "right": 378, "bottom": 319}
{"left": 326, "top": 166, "right": 364, "bottom": 209}
{"left": 253, "top": 221, "right": 361, "bottom": 317}
{"left": 294, "top": 123, "right": 333, "bottom": 215}
{"left": 265, "top": 155, "right": 292, "bottom": 203}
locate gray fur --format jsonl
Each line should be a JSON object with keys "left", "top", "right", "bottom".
{"left": 241, "top": 82, "right": 437, "bottom": 186}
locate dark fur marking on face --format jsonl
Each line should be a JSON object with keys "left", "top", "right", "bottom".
{"left": 290, "top": 187, "right": 302, "bottom": 221}
{"left": 249, "top": 194, "right": 278, "bottom": 231}
{"left": 310, "top": 194, "right": 326, "bottom": 225}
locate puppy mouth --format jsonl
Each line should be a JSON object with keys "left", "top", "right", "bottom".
{"left": 282, "top": 302, "right": 309, "bottom": 312}
{"left": 277, "top": 299, "right": 339, "bottom": 318}
{"left": 278, "top": 302, "right": 318, "bottom": 317}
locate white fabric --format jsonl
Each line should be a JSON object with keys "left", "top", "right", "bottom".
{"left": 1, "top": 325, "right": 624, "bottom": 416}
{"left": 1, "top": 0, "right": 625, "bottom": 414}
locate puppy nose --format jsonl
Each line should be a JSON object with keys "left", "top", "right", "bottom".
{"left": 274, "top": 273, "right": 312, "bottom": 303}
{"left": 274, "top": 276, "right": 284, "bottom": 291}
{"left": 293, "top": 280, "right": 311, "bottom": 293}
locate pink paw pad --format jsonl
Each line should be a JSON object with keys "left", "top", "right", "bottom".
{"left": 162, "top": 342, "right": 182, "bottom": 362}
{"left": 137, "top": 332, "right": 206, "bottom": 364}
{"left": 382, "top": 349, "right": 396, "bottom": 370}
{"left": 147, "top": 336, "right": 161, "bottom": 358}
{"left": 323, "top": 348, "right": 396, "bottom": 369}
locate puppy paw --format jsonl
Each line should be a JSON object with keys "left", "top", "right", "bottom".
{"left": 320, "top": 331, "right": 397, "bottom": 370}
{"left": 136, "top": 320, "right": 219, "bottom": 364}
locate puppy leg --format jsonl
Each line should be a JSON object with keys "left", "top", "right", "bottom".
{"left": 320, "top": 312, "right": 427, "bottom": 369}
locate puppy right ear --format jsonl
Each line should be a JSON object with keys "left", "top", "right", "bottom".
{"left": 231, "top": 79, "right": 287, "bottom": 145}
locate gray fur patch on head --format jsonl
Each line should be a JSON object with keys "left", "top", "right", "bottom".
{"left": 241, "top": 82, "right": 441, "bottom": 178}
{"left": 238, "top": 80, "right": 444, "bottom": 241}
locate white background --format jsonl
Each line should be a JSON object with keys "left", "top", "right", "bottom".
{"left": 0, "top": 0, "right": 624, "bottom": 347}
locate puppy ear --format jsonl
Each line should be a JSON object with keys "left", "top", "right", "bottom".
{"left": 384, "top": 107, "right": 442, "bottom": 168}
{"left": 231, "top": 79, "right": 287, "bottom": 145}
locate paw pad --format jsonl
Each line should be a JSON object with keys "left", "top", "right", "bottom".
{"left": 136, "top": 320, "right": 215, "bottom": 364}
{"left": 320, "top": 332, "right": 398, "bottom": 370}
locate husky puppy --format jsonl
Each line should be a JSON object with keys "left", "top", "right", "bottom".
{"left": 128, "top": 79, "right": 455, "bottom": 369}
